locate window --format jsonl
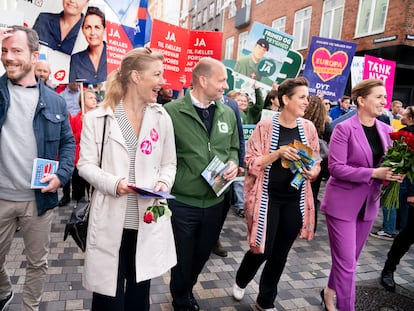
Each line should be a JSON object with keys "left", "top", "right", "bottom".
{"left": 320, "top": 0, "right": 344, "bottom": 39}
{"left": 197, "top": 12, "right": 202, "bottom": 26}
{"left": 202, "top": 8, "right": 208, "bottom": 24}
{"left": 292, "top": 6, "right": 312, "bottom": 50}
{"left": 272, "top": 16, "right": 286, "bottom": 33}
{"left": 191, "top": 15, "right": 196, "bottom": 28}
{"left": 209, "top": 3, "right": 215, "bottom": 19}
{"left": 256, "top": 0, "right": 264, "bottom": 3}
{"left": 237, "top": 31, "right": 249, "bottom": 57}
{"left": 225, "top": 36, "right": 235, "bottom": 59}
{"left": 356, "top": 0, "right": 388, "bottom": 37}
{"left": 216, "top": 0, "right": 222, "bottom": 15}
{"left": 228, "top": 1, "right": 236, "bottom": 18}
{"left": 241, "top": 0, "right": 251, "bottom": 7}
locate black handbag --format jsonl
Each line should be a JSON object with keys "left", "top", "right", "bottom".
{"left": 63, "top": 116, "right": 107, "bottom": 252}
{"left": 63, "top": 197, "right": 90, "bottom": 251}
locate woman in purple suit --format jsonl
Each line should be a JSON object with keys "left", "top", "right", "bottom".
{"left": 320, "top": 79, "right": 405, "bottom": 311}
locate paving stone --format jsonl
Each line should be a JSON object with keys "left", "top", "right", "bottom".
{"left": 3, "top": 183, "right": 414, "bottom": 310}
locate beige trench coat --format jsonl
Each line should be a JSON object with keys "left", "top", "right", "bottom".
{"left": 78, "top": 104, "right": 177, "bottom": 297}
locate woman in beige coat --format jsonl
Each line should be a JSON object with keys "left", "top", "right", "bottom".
{"left": 77, "top": 48, "right": 177, "bottom": 310}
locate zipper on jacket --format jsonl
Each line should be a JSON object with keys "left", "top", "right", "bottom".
{"left": 208, "top": 141, "right": 211, "bottom": 152}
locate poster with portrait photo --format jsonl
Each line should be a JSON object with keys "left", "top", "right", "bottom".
{"left": 233, "top": 22, "right": 293, "bottom": 87}
{"left": 17, "top": 0, "right": 89, "bottom": 85}
{"left": 17, "top": 0, "right": 152, "bottom": 86}
{"left": 0, "top": 9, "right": 24, "bottom": 77}
{"left": 68, "top": 4, "right": 108, "bottom": 84}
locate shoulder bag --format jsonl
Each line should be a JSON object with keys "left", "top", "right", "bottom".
{"left": 63, "top": 115, "right": 107, "bottom": 252}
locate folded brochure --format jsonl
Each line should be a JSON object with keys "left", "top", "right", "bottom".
{"left": 128, "top": 185, "right": 175, "bottom": 199}
{"left": 201, "top": 155, "right": 234, "bottom": 197}
{"left": 31, "top": 158, "right": 59, "bottom": 189}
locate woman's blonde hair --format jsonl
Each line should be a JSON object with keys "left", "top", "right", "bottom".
{"left": 102, "top": 47, "right": 163, "bottom": 110}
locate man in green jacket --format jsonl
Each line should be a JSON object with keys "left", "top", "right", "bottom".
{"left": 165, "top": 57, "right": 239, "bottom": 311}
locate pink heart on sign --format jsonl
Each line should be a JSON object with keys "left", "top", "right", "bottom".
{"left": 311, "top": 48, "right": 348, "bottom": 82}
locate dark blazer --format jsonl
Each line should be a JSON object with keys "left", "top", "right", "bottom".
{"left": 33, "top": 11, "right": 83, "bottom": 55}
{"left": 69, "top": 42, "right": 107, "bottom": 83}
{"left": 223, "top": 95, "right": 245, "bottom": 168}
{"left": 321, "top": 113, "right": 393, "bottom": 221}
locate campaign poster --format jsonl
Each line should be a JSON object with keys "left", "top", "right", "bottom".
{"left": 17, "top": 0, "right": 151, "bottom": 85}
{"left": 233, "top": 22, "right": 293, "bottom": 87}
{"left": 150, "top": 19, "right": 223, "bottom": 90}
{"left": 363, "top": 55, "right": 396, "bottom": 108}
{"left": 0, "top": 10, "right": 24, "bottom": 77}
{"left": 350, "top": 56, "right": 365, "bottom": 89}
{"left": 302, "top": 36, "right": 357, "bottom": 101}
{"left": 150, "top": 19, "right": 189, "bottom": 90}
{"left": 185, "top": 30, "right": 223, "bottom": 88}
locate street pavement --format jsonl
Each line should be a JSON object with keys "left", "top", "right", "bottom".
{"left": 4, "top": 184, "right": 414, "bottom": 311}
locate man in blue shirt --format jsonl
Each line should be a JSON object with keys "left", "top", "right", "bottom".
{"left": 329, "top": 95, "right": 351, "bottom": 120}
{"left": 60, "top": 82, "right": 81, "bottom": 117}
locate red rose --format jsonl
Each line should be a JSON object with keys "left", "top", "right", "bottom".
{"left": 400, "top": 130, "right": 414, "bottom": 138}
{"left": 143, "top": 210, "right": 155, "bottom": 223}
{"left": 390, "top": 132, "right": 403, "bottom": 140}
{"left": 405, "top": 136, "right": 414, "bottom": 152}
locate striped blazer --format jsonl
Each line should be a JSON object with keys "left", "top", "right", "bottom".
{"left": 244, "top": 113, "right": 320, "bottom": 254}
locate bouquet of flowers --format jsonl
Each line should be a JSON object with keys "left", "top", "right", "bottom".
{"left": 380, "top": 131, "right": 414, "bottom": 210}
{"left": 143, "top": 201, "right": 172, "bottom": 223}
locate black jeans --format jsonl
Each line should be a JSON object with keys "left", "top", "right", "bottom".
{"left": 169, "top": 200, "right": 224, "bottom": 309}
{"left": 91, "top": 229, "right": 150, "bottom": 311}
{"left": 235, "top": 196, "right": 302, "bottom": 308}
{"left": 62, "top": 168, "right": 90, "bottom": 201}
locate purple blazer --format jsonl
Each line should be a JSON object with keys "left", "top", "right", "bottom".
{"left": 321, "top": 114, "right": 393, "bottom": 221}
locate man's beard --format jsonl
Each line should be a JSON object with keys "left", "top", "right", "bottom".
{"left": 7, "top": 63, "right": 33, "bottom": 84}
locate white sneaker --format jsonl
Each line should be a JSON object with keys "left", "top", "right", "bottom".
{"left": 255, "top": 303, "right": 277, "bottom": 311}
{"left": 232, "top": 283, "right": 245, "bottom": 300}
{"left": 370, "top": 230, "right": 396, "bottom": 241}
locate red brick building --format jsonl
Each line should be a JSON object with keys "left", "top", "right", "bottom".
{"left": 214, "top": 0, "right": 414, "bottom": 104}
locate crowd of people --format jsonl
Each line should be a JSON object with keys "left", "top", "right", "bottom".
{"left": 0, "top": 24, "right": 413, "bottom": 311}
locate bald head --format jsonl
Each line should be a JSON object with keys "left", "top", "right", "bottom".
{"left": 192, "top": 57, "right": 226, "bottom": 87}
{"left": 34, "top": 60, "right": 51, "bottom": 83}
{"left": 191, "top": 57, "right": 228, "bottom": 105}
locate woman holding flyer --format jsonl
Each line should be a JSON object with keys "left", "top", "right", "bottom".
{"left": 77, "top": 47, "right": 176, "bottom": 310}
{"left": 232, "top": 77, "right": 320, "bottom": 311}
{"left": 320, "top": 79, "right": 404, "bottom": 311}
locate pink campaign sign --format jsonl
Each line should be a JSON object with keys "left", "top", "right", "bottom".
{"left": 363, "top": 55, "right": 396, "bottom": 108}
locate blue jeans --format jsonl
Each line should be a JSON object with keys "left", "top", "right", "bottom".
{"left": 232, "top": 180, "right": 244, "bottom": 211}
{"left": 382, "top": 206, "right": 397, "bottom": 234}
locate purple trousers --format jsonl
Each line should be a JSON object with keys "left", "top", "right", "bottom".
{"left": 325, "top": 214, "right": 375, "bottom": 311}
